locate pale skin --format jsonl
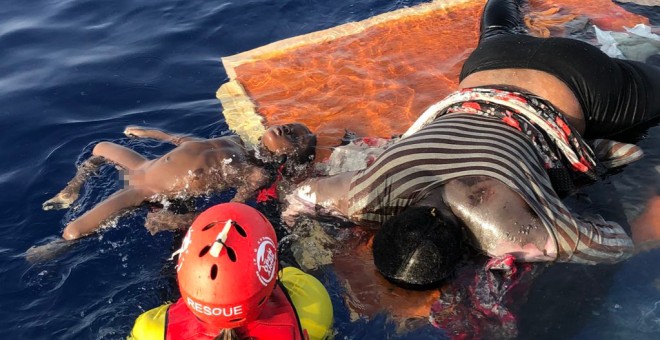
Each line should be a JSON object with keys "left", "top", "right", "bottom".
{"left": 287, "top": 173, "right": 559, "bottom": 260}
{"left": 42, "top": 123, "right": 315, "bottom": 241}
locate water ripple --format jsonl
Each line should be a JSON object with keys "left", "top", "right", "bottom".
{"left": 0, "top": 0, "right": 658, "bottom": 339}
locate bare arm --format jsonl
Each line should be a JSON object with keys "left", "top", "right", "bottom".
{"left": 231, "top": 165, "right": 270, "bottom": 203}
{"left": 281, "top": 171, "right": 355, "bottom": 226}
{"left": 631, "top": 194, "right": 660, "bottom": 252}
{"left": 124, "top": 126, "right": 203, "bottom": 146}
{"left": 145, "top": 210, "right": 199, "bottom": 235}
{"left": 62, "top": 188, "right": 150, "bottom": 240}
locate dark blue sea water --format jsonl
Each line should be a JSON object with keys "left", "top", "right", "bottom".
{"left": 0, "top": 0, "right": 658, "bottom": 339}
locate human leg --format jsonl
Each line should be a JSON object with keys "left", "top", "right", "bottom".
{"left": 479, "top": 0, "right": 525, "bottom": 41}
{"left": 43, "top": 142, "right": 148, "bottom": 211}
{"left": 62, "top": 187, "right": 151, "bottom": 240}
{"left": 92, "top": 141, "right": 148, "bottom": 170}
{"left": 43, "top": 156, "right": 106, "bottom": 210}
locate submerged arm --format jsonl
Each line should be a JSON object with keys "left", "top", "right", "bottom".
{"left": 231, "top": 165, "right": 270, "bottom": 203}
{"left": 630, "top": 194, "right": 660, "bottom": 252}
{"left": 145, "top": 210, "right": 200, "bottom": 235}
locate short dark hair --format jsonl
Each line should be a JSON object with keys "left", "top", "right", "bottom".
{"left": 281, "top": 133, "right": 317, "bottom": 179}
{"left": 372, "top": 206, "right": 463, "bottom": 289}
{"left": 295, "top": 133, "right": 317, "bottom": 165}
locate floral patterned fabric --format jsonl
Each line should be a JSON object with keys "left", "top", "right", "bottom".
{"left": 404, "top": 87, "right": 644, "bottom": 193}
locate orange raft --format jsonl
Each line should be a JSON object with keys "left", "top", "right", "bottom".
{"left": 216, "top": 0, "right": 649, "bottom": 160}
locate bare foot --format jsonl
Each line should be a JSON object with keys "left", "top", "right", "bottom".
{"left": 42, "top": 191, "right": 78, "bottom": 211}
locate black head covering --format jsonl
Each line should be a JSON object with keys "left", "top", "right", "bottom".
{"left": 373, "top": 206, "right": 463, "bottom": 289}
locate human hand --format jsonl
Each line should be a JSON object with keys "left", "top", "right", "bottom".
{"left": 281, "top": 192, "right": 316, "bottom": 228}
{"left": 123, "top": 125, "right": 150, "bottom": 138}
{"left": 25, "top": 238, "right": 76, "bottom": 264}
{"left": 631, "top": 195, "right": 660, "bottom": 251}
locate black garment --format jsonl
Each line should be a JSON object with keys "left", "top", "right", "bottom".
{"left": 459, "top": 0, "right": 660, "bottom": 139}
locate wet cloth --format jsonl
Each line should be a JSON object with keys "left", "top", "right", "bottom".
{"left": 615, "top": 0, "right": 660, "bottom": 6}
{"left": 347, "top": 89, "right": 635, "bottom": 264}
{"left": 405, "top": 88, "right": 644, "bottom": 190}
{"left": 405, "top": 87, "right": 599, "bottom": 193}
{"left": 594, "top": 24, "right": 660, "bottom": 62}
{"left": 430, "top": 254, "right": 540, "bottom": 339}
{"left": 316, "top": 136, "right": 397, "bottom": 176}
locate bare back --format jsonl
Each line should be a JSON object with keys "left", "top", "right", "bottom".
{"left": 460, "top": 69, "right": 586, "bottom": 133}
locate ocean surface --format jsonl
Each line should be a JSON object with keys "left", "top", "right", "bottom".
{"left": 0, "top": 0, "right": 658, "bottom": 339}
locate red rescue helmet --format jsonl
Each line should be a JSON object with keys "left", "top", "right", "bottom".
{"left": 175, "top": 203, "right": 279, "bottom": 330}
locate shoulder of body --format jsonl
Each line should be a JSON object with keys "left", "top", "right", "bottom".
{"left": 179, "top": 135, "right": 245, "bottom": 151}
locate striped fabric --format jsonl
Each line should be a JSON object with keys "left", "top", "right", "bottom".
{"left": 347, "top": 113, "right": 633, "bottom": 264}
{"left": 591, "top": 138, "right": 644, "bottom": 169}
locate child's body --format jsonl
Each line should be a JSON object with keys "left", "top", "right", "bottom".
{"left": 42, "top": 124, "right": 316, "bottom": 241}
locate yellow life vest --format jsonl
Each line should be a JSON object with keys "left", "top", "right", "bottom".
{"left": 128, "top": 267, "right": 333, "bottom": 340}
